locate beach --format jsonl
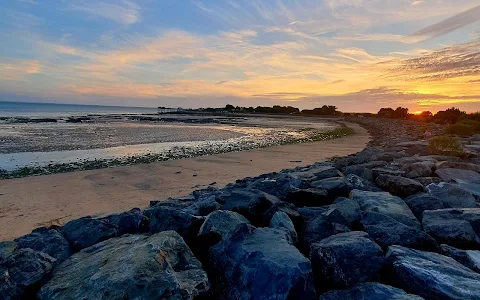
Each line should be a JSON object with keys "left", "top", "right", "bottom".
{"left": 0, "top": 122, "right": 369, "bottom": 240}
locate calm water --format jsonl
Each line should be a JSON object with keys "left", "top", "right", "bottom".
{"left": 0, "top": 101, "right": 158, "bottom": 118}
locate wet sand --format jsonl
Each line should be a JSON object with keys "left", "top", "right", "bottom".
{"left": 0, "top": 122, "right": 369, "bottom": 240}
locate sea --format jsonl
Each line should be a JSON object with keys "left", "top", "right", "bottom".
{"left": 0, "top": 101, "right": 159, "bottom": 118}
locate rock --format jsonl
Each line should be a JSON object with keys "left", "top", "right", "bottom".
{"left": 395, "top": 141, "right": 429, "bottom": 156}
{"left": 311, "top": 177, "right": 352, "bottom": 202}
{"left": 342, "top": 161, "right": 388, "bottom": 177}
{"left": 331, "top": 198, "right": 362, "bottom": 229}
{"left": 144, "top": 206, "right": 204, "bottom": 245}
{"left": 416, "top": 177, "right": 442, "bottom": 186}
{"left": 269, "top": 211, "right": 298, "bottom": 244}
{"left": 426, "top": 182, "right": 478, "bottom": 208}
{"left": 1, "top": 248, "right": 55, "bottom": 299}
{"left": 375, "top": 175, "right": 425, "bottom": 198}
{"left": 37, "top": 231, "right": 210, "bottom": 300}
{"left": 440, "top": 244, "right": 480, "bottom": 273}
{"left": 217, "top": 188, "right": 279, "bottom": 225}
{"left": 310, "top": 231, "right": 384, "bottom": 292}
{"left": 403, "top": 161, "right": 434, "bottom": 178}
{"left": 404, "top": 193, "right": 445, "bottom": 220}
{"left": 298, "top": 207, "right": 351, "bottom": 254}
{"left": 423, "top": 208, "right": 480, "bottom": 248}
{"left": 14, "top": 227, "right": 72, "bottom": 265}
{"left": 182, "top": 196, "right": 222, "bottom": 216}
{"left": 285, "top": 188, "right": 329, "bottom": 207}
{"left": 351, "top": 190, "right": 421, "bottom": 229}
{"left": 435, "top": 168, "right": 480, "bottom": 184}
{"left": 208, "top": 224, "right": 316, "bottom": 299}
{"left": 248, "top": 174, "right": 302, "bottom": 199}
{"left": 360, "top": 212, "right": 439, "bottom": 251}
{"left": 345, "top": 174, "right": 382, "bottom": 192}
{"left": 262, "top": 201, "right": 302, "bottom": 227}
{"left": 436, "top": 161, "right": 480, "bottom": 173}
{"left": 319, "top": 283, "right": 424, "bottom": 300}
{"left": 309, "top": 165, "right": 343, "bottom": 180}
{"left": 60, "top": 216, "right": 119, "bottom": 251}
{"left": 0, "top": 241, "right": 16, "bottom": 262}
{"left": 385, "top": 245, "right": 480, "bottom": 300}
{"left": 370, "top": 168, "right": 405, "bottom": 180}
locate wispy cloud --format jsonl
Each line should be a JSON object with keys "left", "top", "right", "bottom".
{"left": 72, "top": 1, "right": 140, "bottom": 25}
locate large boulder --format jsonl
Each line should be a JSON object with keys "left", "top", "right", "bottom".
{"left": 37, "top": 232, "right": 210, "bottom": 300}
{"left": 14, "top": 227, "right": 72, "bottom": 265}
{"left": 426, "top": 182, "right": 478, "bottom": 208}
{"left": 248, "top": 174, "right": 303, "bottom": 199}
{"left": 370, "top": 168, "right": 405, "bottom": 181}
{"left": 403, "top": 161, "right": 434, "bottom": 178}
{"left": 385, "top": 245, "right": 480, "bottom": 300}
{"left": 144, "top": 206, "right": 204, "bottom": 245}
{"left": 360, "top": 212, "right": 439, "bottom": 252}
{"left": 436, "top": 161, "right": 480, "bottom": 173}
{"left": 375, "top": 175, "right": 425, "bottom": 198}
{"left": 416, "top": 177, "right": 442, "bottom": 186}
{"left": 60, "top": 216, "right": 119, "bottom": 251}
{"left": 208, "top": 224, "right": 316, "bottom": 299}
{"left": 285, "top": 188, "right": 329, "bottom": 207}
{"left": 345, "top": 174, "right": 382, "bottom": 192}
{"left": 182, "top": 196, "right": 222, "bottom": 216}
{"left": 441, "top": 244, "right": 480, "bottom": 273}
{"left": 103, "top": 208, "right": 150, "bottom": 234}
{"left": 404, "top": 193, "right": 445, "bottom": 220}
{"left": 310, "top": 231, "right": 384, "bottom": 292}
{"left": 0, "top": 241, "right": 16, "bottom": 262}
{"left": 262, "top": 201, "right": 301, "bottom": 227}
{"left": 1, "top": 249, "right": 55, "bottom": 299}
{"left": 351, "top": 190, "right": 420, "bottom": 229}
{"left": 342, "top": 161, "right": 388, "bottom": 177}
{"left": 217, "top": 188, "right": 279, "bottom": 225}
{"left": 331, "top": 198, "right": 362, "bottom": 229}
{"left": 435, "top": 168, "right": 480, "bottom": 184}
{"left": 311, "top": 177, "right": 352, "bottom": 202}
{"left": 319, "top": 283, "right": 424, "bottom": 300}
{"left": 423, "top": 208, "right": 480, "bottom": 248}
{"left": 269, "top": 211, "right": 298, "bottom": 244}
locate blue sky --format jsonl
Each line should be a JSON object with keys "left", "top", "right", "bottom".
{"left": 1, "top": 0, "right": 480, "bottom": 112}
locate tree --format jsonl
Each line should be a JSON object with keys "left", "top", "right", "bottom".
{"left": 377, "top": 108, "right": 394, "bottom": 118}
{"left": 433, "top": 107, "right": 466, "bottom": 124}
{"left": 393, "top": 107, "right": 409, "bottom": 119}
{"left": 419, "top": 111, "right": 433, "bottom": 118}
{"left": 225, "top": 104, "right": 235, "bottom": 110}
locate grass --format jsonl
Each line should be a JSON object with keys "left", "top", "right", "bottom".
{"left": 428, "top": 136, "right": 466, "bottom": 157}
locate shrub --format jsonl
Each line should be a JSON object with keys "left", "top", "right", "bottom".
{"left": 428, "top": 136, "right": 465, "bottom": 157}
{"left": 446, "top": 123, "right": 475, "bottom": 137}
{"left": 457, "top": 119, "right": 480, "bottom": 133}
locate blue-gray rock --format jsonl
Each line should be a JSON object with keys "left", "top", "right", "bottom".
{"left": 311, "top": 177, "right": 352, "bottom": 201}
{"left": 345, "top": 174, "right": 382, "bottom": 192}
{"left": 404, "top": 193, "right": 445, "bottom": 220}
{"left": 385, "top": 245, "right": 480, "bottom": 300}
{"left": 60, "top": 216, "right": 119, "bottom": 251}
{"left": 144, "top": 206, "right": 204, "bottom": 245}
{"left": 104, "top": 208, "right": 149, "bottom": 235}
{"left": 403, "top": 161, "right": 434, "bottom": 178}
{"left": 440, "top": 244, "right": 480, "bottom": 273}
{"left": 423, "top": 208, "right": 480, "bottom": 248}
{"left": 426, "top": 182, "right": 478, "bottom": 208}
{"left": 360, "top": 211, "right": 439, "bottom": 252}
{"left": 319, "top": 283, "right": 424, "bottom": 300}
{"left": 262, "top": 201, "right": 301, "bottom": 227}
{"left": 1, "top": 248, "right": 55, "bottom": 300}
{"left": 351, "top": 190, "right": 421, "bottom": 229}
{"left": 416, "top": 177, "right": 442, "bottom": 186}
{"left": 310, "top": 231, "right": 384, "bottom": 292}
{"left": 269, "top": 211, "right": 298, "bottom": 244}
{"left": 342, "top": 161, "right": 388, "bottom": 177}
{"left": 436, "top": 161, "right": 480, "bottom": 173}
{"left": 308, "top": 165, "right": 343, "bottom": 180}
{"left": 248, "top": 174, "right": 303, "bottom": 199}
{"left": 208, "top": 224, "right": 316, "bottom": 299}
{"left": 435, "top": 168, "right": 480, "bottom": 184}
{"left": 0, "top": 241, "right": 16, "bottom": 262}
{"left": 371, "top": 168, "right": 406, "bottom": 181}
{"left": 217, "top": 188, "right": 280, "bottom": 225}
{"left": 375, "top": 175, "right": 425, "bottom": 198}
{"left": 37, "top": 231, "right": 210, "bottom": 300}
{"left": 285, "top": 188, "right": 329, "bottom": 207}
{"left": 14, "top": 227, "right": 72, "bottom": 265}
{"left": 331, "top": 197, "right": 362, "bottom": 229}
{"left": 182, "top": 196, "right": 222, "bottom": 216}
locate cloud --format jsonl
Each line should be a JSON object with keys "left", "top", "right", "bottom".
{"left": 72, "top": 1, "right": 140, "bottom": 25}
{"left": 192, "top": 0, "right": 213, "bottom": 13}
{"left": 0, "top": 59, "right": 41, "bottom": 81}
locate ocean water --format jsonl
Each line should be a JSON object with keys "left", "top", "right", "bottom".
{"left": 0, "top": 101, "right": 158, "bottom": 118}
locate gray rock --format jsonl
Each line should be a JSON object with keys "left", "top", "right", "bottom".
{"left": 375, "top": 175, "right": 425, "bottom": 198}
{"left": 435, "top": 168, "right": 480, "bottom": 184}
{"left": 248, "top": 174, "right": 303, "bottom": 199}
{"left": 309, "top": 165, "right": 343, "bottom": 180}
{"left": 103, "top": 208, "right": 150, "bottom": 235}
{"left": 385, "top": 245, "right": 480, "bottom": 300}
{"left": 269, "top": 211, "right": 298, "bottom": 244}
{"left": 436, "top": 161, "right": 480, "bottom": 173}
{"left": 342, "top": 161, "right": 388, "bottom": 177}
{"left": 262, "top": 201, "right": 301, "bottom": 227}
{"left": 371, "top": 168, "right": 406, "bottom": 181}
{"left": 319, "top": 283, "right": 424, "bottom": 300}
{"left": 426, "top": 182, "right": 478, "bottom": 208}
{"left": 345, "top": 174, "right": 382, "bottom": 192}
{"left": 311, "top": 177, "right": 352, "bottom": 202}
{"left": 441, "top": 244, "right": 480, "bottom": 273}
{"left": 423, "top": 208, "right": 480, "bottom": 248}
{"left": 310, "top": 231, "right": 384, "bottom": 292}
{"left": 0, "top": 241, "right": 16, "bottom": 262}
{"left": 416, "top": 177, "right": 442, "bottom": 186}
{"left": 351, "top": 190, "right": 421, "bottom": 229}
{"left": 360, "top": 212, "right": 439, "bottom": 252}
{"left": 37, "top": 231, "right": 210, "bottom": 300}
{"left": 218, "top": 188, "right": 280, "bottom": 225}
{"left": 1, "top": 248, "right": 55, "bottom": 299}
{"left": 60, "top": 216, "right": 119, "bottom": 251}
{"left": 404, "top": 193, "right": 445, "bottom": 220}
{"left": 182, "top": 196, "right": 221, "bottom": 216}
{"left": 286, "top": 188, "right": 329, "bottom": 207}
{"left": 208, "top": 224, "right": 316, "bottom": 299}
{"left": 331, "top": 197, "right": 362, "bottom": 228}
{"left": 14, "top": 227, "right": 72, "bottom": 265}
{"left": 403, "top": 161, "right": 434, "bottom": 178}
{"left": 144, "top": 206, "right": 204, "bottom": 245}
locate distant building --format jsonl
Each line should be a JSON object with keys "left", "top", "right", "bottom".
{"left": 158, "top": 107, "right": 183, "bottom": 114}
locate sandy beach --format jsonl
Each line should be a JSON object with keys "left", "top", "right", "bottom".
{"left": 0, "top": 122, "right": 369, "bottom": 240}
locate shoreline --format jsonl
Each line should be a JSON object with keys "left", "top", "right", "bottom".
{"left": 0, "top": 122, "right": 368, "bottom": 240}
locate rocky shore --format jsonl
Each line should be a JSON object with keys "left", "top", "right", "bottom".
{"left": 2, "top": 118, "right": 480, "bottom": 299}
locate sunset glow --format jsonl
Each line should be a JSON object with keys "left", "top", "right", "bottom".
{"left": 1, "top": 1, "right": 480, "bottom": 113}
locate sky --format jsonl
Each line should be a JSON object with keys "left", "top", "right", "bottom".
{"left": 1, "top": 0, "right": 480, "bottom": 113}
